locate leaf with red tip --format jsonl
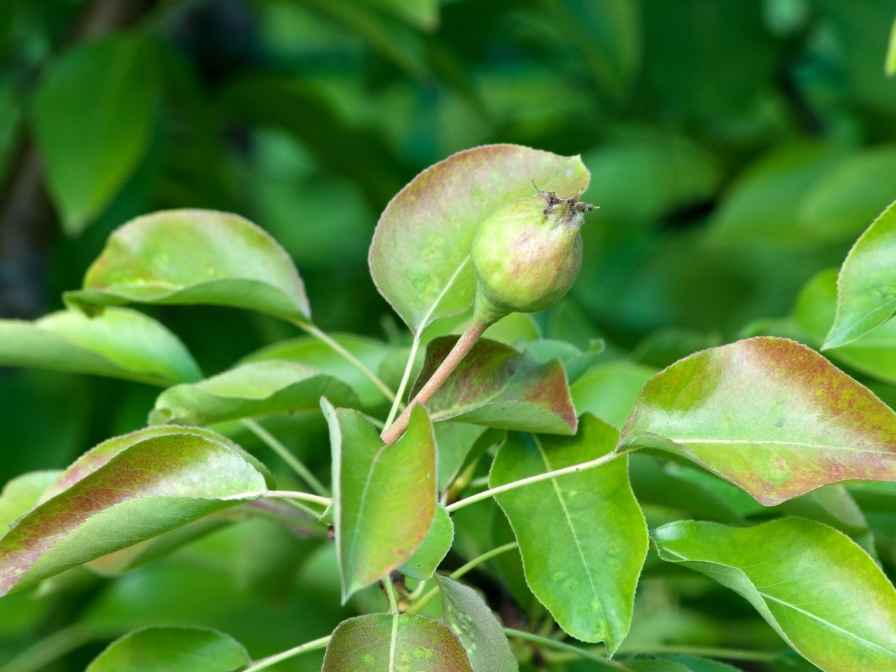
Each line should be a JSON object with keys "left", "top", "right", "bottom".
{"left": 0, "top": 426, "right": 270, "bottom": 596}
{"left": 415, "top": 336, "right": 577, "bottom": 435}
{"left": 370, "top": 144, "right": 590, "bottom": 334}
{"left": 621, "top": 337, "right": 896, "bottom": 505}
{"left": 322, "top": 400, "right": 437, "bottom": 601}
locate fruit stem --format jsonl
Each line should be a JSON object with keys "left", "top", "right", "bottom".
{"left": 380, "top": 320, "right": 489, "bottom": 444}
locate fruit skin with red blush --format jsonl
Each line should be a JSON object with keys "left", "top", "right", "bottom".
{"left": 471, "top": 191, "right": 593, "bottom": 324}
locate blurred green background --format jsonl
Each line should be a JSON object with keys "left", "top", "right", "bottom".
{"left": 1, "top": 0, "right": 895, "bottom": 669}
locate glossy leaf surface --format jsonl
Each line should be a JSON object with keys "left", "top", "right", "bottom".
{"left": 795, "top": 269, "right": 896, "bottom": 383}
{"left": 491, "top": 415, "right": 648, "bottom": 650}
{"left": 86, "top": 627, "right": 250, "bottom": 672}
{"left": 571, "top": 360, "right": 656, "bottom": 428}
{"left": 402, "top": 505, "right": 453, "bottom": 580}
{"left": 323, "top": 401, "right": 437, "bottom": 601}
{"left": 0, "top": 308, "right": 201, "bottom": 386}
{"left": 655, "top": 518, "right": 896, "bottom": 671}
{"left": 33, "top": 35, "right": 160, "bottom": 234}
{"left": 416, "top": 337, "right": 577, "bottom": 434}
{"left": 621, "top": 337, "right": 896, "bottom": 505}
{"left": 370, "top": 144, "right": 589, "bottom": 333}
{"left": 322, "top": 614, "right": 473, "bottom": 672}
{"left": 150, "top": 360, "right": 358, "bottom": 426}
{"left": 825, "top": 200, "right": 896, "bottom": 348}
{"left": 0, "top": 426, "right": 270, "bottom": 596}
{"left": 437, "top": 576, "right": 518, "bottom": 672}
{"left": 65, "top": 209, "right": 311, "bottom": 321}
{"left": 244, "top": 334, "right": 396, "bottom": 407}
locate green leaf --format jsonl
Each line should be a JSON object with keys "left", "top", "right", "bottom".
{"left": 0, "top": 426, "right": 270, "bottom": 596}
{"left": 887, "top": 17, "right": 896, "bottom": 76}
{"left": 536, "top": 0, "right": 641, "bottom": 99}
{"left": 772, "top": 485, "right": 876, "bottom": 557}
{"left": 799, "top": 146, "right": 896, "bottom": 243}
{"left": 669, "top": 656, "right": 742, "bottom": 672}
{"left": 571, "top": 360, "right": 656, "bottom": 429}
{"left": 85, "top": 512, "right": 239, "bottom": 577}
{"left": 632, "top": 328, "right": 722, "bottom": 369}
{"left": 520, "top": 338, "right": 605, "bottom": 382}
{"left": 150, "top": 360, "right": 359, "bottom": 426}
{"left": 435, "top": 423, "right": 489, "bottom": 491}
{"left": 707, "top": 143, "right": 845, "bottom": 248}
{"left": 629, "top": 456, "right": 755, "bottom": 524}
{"left": 0, "top": 471, "right": 61, "bottom": 531}
{"left": 86, "top": 627, "right": 250, "bottom": 672}
{"left": 369, "top": 0, "right": 440, "bottom": 30}
{"left": 32, "top": 34, "right": 161, "bottom": 235}
{"left": 824, "top": 200, "right": 896, "bottom": 349}
{"left": 323, "top": 400, "right": 437, "bottom": 601}
{"left": 490, "top": 415, "right": 648, "bottom": 650}
{"left": 402, "top": 505, "right": 453, "bottom": 580}
{"left": 848, "top": 481, "right": 896, "bottom": 513}
{"left": 794, "top": 269, "right": 896, "bottom": 384}
{"left": 620, "top": 337, "right": 896, "bottom": 505}
{"left": 436, "top": 576, "right": 518, "bottom": 672}
{"left": 0, "top": 308, "right": 201, "bottom": 386}
{"left": 627, "top": 656, "right": 741, "bottom": 672}
{"left": 416, "top": 337, "right": 577, "bottom": 434}
{"left": 64, "top": 209, "right": 311, "bottom": 321}
{"left": 322, "top": 614, "right": 473, "bottom": 671}
{"left": 583, "top": 131, "right": 721, "bottom": 225}
{"left": 244, "top": 334, "right": 396, "bottom": 407}
{"left": 654, "top": 518, "right": 896, "bottom": 671}
{"left": 370, "top": 144, "right": 590, "bottom": 334}
{"left": 424, "top": 312, "right": 541, "bottom": 348}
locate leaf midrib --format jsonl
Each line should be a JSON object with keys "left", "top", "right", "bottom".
{"left": 533, "top": 436, "right": 606, "bottom": 635}
{"left": 345, "top": 438, "right": 388, "bottom": 588}
{"left": 413, "top": 256, "right": 471, "bottom": 335}
{"left": 661, "top": 547, "right": 896, "bottom": 658}
{"left": 664, "top": 437, "right": 896, "bottom": 456}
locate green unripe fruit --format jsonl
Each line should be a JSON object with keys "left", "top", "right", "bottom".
{"left": 472, "top": 190, "right": 593, "bottom": 324}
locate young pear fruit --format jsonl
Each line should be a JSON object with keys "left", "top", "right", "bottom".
{"left": 472, "top": 190, "right": 594, "bottom": 324}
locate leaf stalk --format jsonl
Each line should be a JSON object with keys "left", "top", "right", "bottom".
{"left": 291, "top": 319, "right": 396, "bottom": 403}
{"left": 242, "top": 419, "right": 329, "bottom": 496}
{"left": 241, "top": 635, "right": 332, "bottom": 672}
{"left": 445, "top": 450, "right": 624, "bottom": 513}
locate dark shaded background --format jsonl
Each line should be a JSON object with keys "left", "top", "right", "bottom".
{"left": 1, "top": 1, "right": 895, "bottom": 669}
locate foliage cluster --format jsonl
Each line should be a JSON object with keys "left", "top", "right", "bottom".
{"left": 3, "top": 2, "right": 896, "bottom": 672}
